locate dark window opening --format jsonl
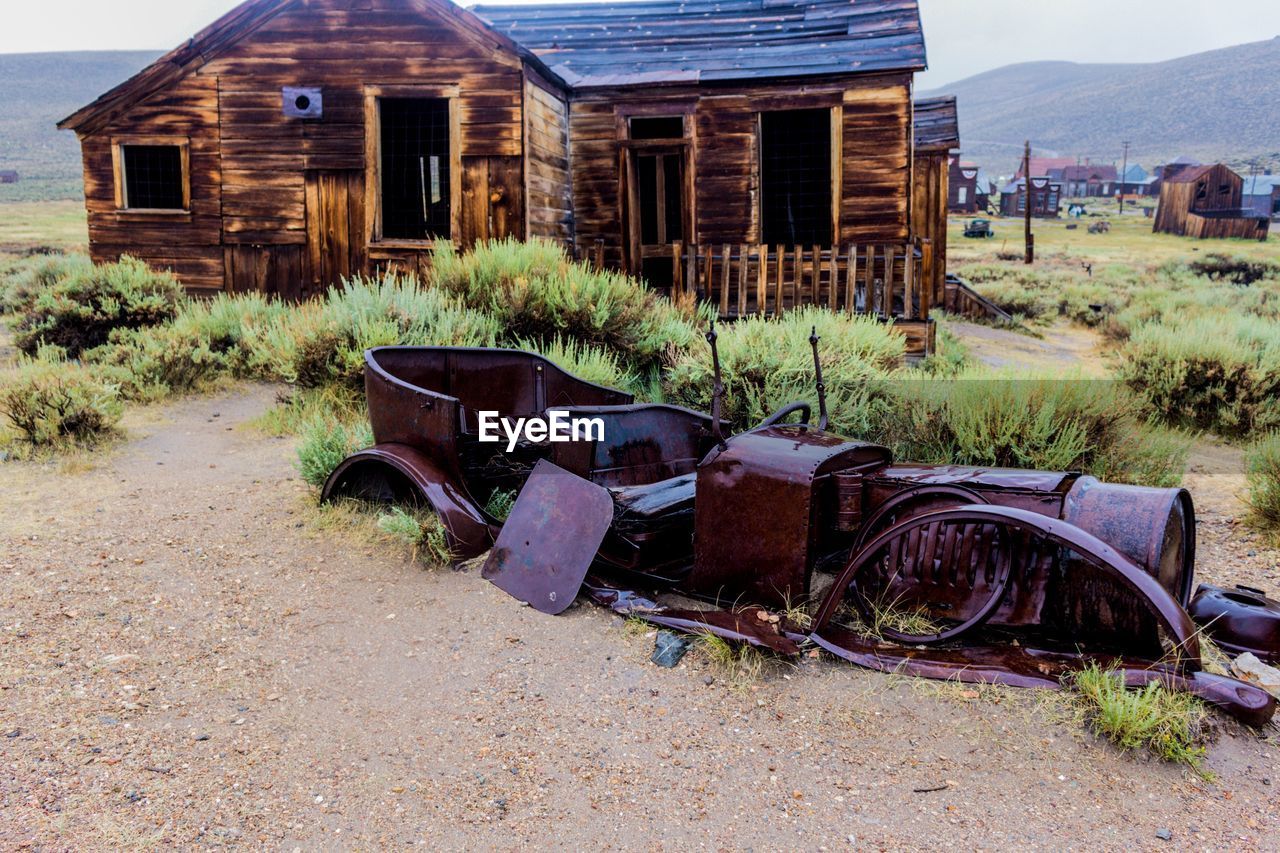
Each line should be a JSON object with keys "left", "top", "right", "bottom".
{"left": 629, "top": 116, "right": 684, "bottom": 140}
{"left": 122, "top": 145, "right": 184, "bottom": 209}
{"left": 380, "top": 97, "right": 451, "bottom": 240}
{"left": 641, "top": 257, "right": 675, "bottom": 290}
{"left": 637, "top": 152, "right": 683, "bottom": 245}
{"left": 760, "top": 109, "right": 832, "bottom": 245}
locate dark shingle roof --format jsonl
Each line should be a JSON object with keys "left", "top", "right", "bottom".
{"left": 471, "top": 0, "right": 926, "bottom": 88}
{"left": 913, "top": 95, "right": 958, "bottom": 150}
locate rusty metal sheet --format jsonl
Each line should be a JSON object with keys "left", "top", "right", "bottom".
{"left": 808, "top": 628, "right": 1276, "bottom": 727}
{"left": 482, "top": 460, "right": 614, "bottom": 614}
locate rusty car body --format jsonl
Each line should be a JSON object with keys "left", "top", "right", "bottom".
{"left": 322, "top": 346, "right": 722, "bottom": 558}
{"left": 327, "top": 339, "right": 1278, "bottom": 725}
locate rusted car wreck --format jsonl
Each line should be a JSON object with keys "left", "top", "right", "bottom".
{"left": 324, "top": 338, "right": 1279, "bottom": 725}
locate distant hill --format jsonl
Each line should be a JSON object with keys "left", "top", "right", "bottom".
{"left": 923, "top": 37, "right": 1280, "bottom": 178}
{"left": 0, "top": 50, "right": 161, "bottom": 201}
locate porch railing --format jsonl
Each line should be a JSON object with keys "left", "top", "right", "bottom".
{"left": 577, "top": 239, "right": 931, "bottom": 320}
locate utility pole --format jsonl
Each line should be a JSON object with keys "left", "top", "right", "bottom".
{"left": 1119, "top": 141, "right": 1131, "bottom": 216}
{"left": 1023, "top": 140, "right": 1034, "bottom": 264}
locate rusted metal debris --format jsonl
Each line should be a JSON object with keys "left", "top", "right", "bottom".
{"left": 326, "top": 341, "right": 1278, "bottom": 726}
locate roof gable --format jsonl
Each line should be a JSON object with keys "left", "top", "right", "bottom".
{"left": 59, "top": 0, "right": 541, "bottom": 134}
{"left": 913, "top": 95, "right": 958, "bottom": 151}
{"left": 473, "top": 0, "right": 927, "bottom": 88}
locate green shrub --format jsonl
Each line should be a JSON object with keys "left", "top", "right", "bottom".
{"left": 1245, "top": 432, "right": 1280, "bottom": 534}
{"left": 428, "top": 238, "right": 703, "bottom": 369}
{"left": 295, "top": 414, "right": 374, "bottom": 487}
{"left": 376, "top": 506, "right": 453, "bottom": 565}
{"left": 663, "top": 307, "right": 904, "bottom": 434}
{"left": 86, "top": 292, "right": 286, "bottom": 399}
{"left": 0, "top": 252, "right": 93, "bottom": 315}
{"left": 0, "top": 356, "right": 122, "bottom": 449}
{"left": 1117, "top": 315, "right": 1280, "bottom": 437}
{"left": 1070, "top": 664, "right": 1208, "bottom": 773}
{"left": 515, "top": 334, "right": 636, "bottom": 392}
{"left": 13, "top": 256, "right": 184, "bottom": 356}
{"left": 254, "top": 272, "right": 501, "bottom": 388}
{"left": 875, "top": 372, "right": 1189, "bottom": 486}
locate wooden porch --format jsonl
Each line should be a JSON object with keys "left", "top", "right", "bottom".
{"left": 577, "top": 238, "right": 937, "bottom": 357}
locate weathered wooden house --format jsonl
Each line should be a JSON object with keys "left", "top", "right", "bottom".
{"left": 1054, "top": 164, "right": 1116, "bottom": 198}
{"left": 910, "top": 96, "right": 958, "bottom": 312}
{"left": 1015, "top": 157, "right": 1074, "bottom": 180}
{"left": 1152, "top": 164, "right": 1269, "bottom": 241}
{"left": 59, "top": 0, "right": 938, "bottom": 350}
{"left": 999, "top": 177, "right": 1061, "bottom": 218}
{"left": 947, "top": 157, "right": 981, "bottom": 214}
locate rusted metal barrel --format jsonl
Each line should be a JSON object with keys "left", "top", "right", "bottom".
{"left": 1061, "top": 477, "right": 1195, "bottom": 606}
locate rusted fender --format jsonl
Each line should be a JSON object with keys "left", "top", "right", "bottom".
{"left": 806, "top": 630, "right": 1275, "bottom": 726}
{"left": 811, "top": 504, "right": 1202, "bottom": 664}
{"left": 321, "top": 443, "right": 493, "bottom": 560}
{"left": 482, "top": 460, "right": 614, "bottom": 615}
{"left": 583, "top": 578, "right": 803, "bottom": 656}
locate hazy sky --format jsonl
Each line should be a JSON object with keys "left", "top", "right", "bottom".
{"left": 2, "top": 0, "right": 1278, "bottom": 87}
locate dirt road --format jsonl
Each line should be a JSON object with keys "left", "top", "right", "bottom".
{"left": 945, "top": 319, "right": 1113, "bottom": 377}
{"left": 2, "top": 386, "right": 1278, "bottom": 848}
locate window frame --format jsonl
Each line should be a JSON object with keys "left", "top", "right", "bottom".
{"left": 364, "top": 84, "right": 461, "bottom": 248}
{"left": 756, "top": 106, "right": 841, "bottom": 247}
{"left": 111, "top": 136, "right": 191, "bottom": 214}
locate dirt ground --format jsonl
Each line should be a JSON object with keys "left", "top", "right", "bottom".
{"left": 1, "top": 336, "right": 1278, "bottom": 847}
{"left": 945, "top": 319, "right": 1113, "bottom": 378}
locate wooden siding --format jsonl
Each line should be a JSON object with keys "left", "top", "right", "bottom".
{"left": 911, "top": 151, "right": 948, "bottom": 309}
{"left": 79, "top": 74, "right": 224, "bottom": 293}
{"left": 1153, "top": 164, "right": 1266, "bottom": 240}
{"left": 568, "top": 73, "right": 911, "bottom": 272}
{"left": 75, "top": 0, "right": 530, "bottom": 295}
{"left": 523, "top": 71, "right": 573, "bottom": 245}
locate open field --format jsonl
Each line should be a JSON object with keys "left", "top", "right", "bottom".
{"left": 0, "top": 200, "right": 87, "bottom": 253}
{"left": 949, "top": 205, "right": 1279, "bottom": 270}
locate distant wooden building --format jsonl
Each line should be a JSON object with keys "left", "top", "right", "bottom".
{"left": 1054, "top": 164, "right": 1116, "bottom": 198}
{"left": 1152, "top": 164, "right": 1269, "bottom": 241}
{"left": 59, "top": 0, "right": 939, "bottom": 352}
{"left": 1015, "top": 157, "right": 1075, "bottom": 180}
{"left": 0, "top": 170, "right": 18, "bottom": 184}
{"left": 947, "top": 157, "right": 981, "bottom": 214}
{"left": 1000, "top": 177, "right": 1062, "bottom": 218}
{"left": 911, "top": 96, "right": 958, "bottom": 312}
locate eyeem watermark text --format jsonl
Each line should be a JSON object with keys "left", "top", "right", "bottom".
{"left": 477, "top": 411, "right": 605, "bottom": 452}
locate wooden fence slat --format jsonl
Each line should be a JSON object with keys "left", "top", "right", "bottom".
{"left": 883, "top": 245, "right": 895, "bottom": 318}
{"left": 810, "top": 244, "right": 821, "bottom": 305}
{"left": 737, "top": 243, "right": 749, "bottom": 317}
{"left": 901, "top": 243, "right": 914, "bottom": 320}
{"left": 752, "top": 244, "right": 762, "bottom": 313}
{"left": 703, "top": 245, "right": 714, "bottom": 302}
{"left": 788, "top": 242, "right": 798, "bottom": 312}
{"left": 845, "top": 245, "right": 856, "bottom": 314}
{"left": 672, "top": 241, "right": 683, "bottom": 295}
{"left": 919, "top": 239, "right": 931, "bottom": 320}
{"left": 774, "top": 245, "right": 785, "bottom": 315}
{"left": 828, "top": 247, "right": 839, "bottom": 311}
{"left": 720, "top": 243, "right": 731, "bottom": 317}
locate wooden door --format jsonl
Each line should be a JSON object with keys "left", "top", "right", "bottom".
{"left": 624, "top": 144, "right": 689, "bottom": 289}
{"left": 305, "top": 169, "right": 366, "bottom": 295}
